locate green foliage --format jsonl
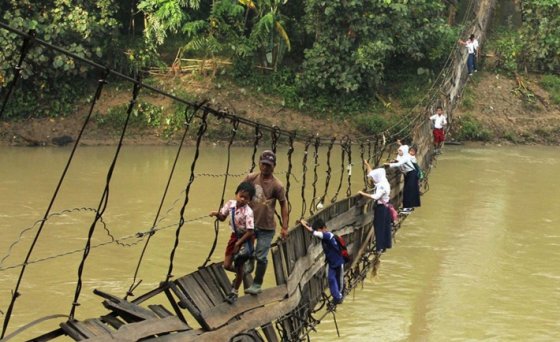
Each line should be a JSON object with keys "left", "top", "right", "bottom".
{"left": 353, "top": 114, "right": 388, "bottom": 135}
{"left": 96, "top": 101, "right": 164, "bottom": 128}
{"left": 460, "top": 87, "right": 476, "bottom": 110}
{"left": 488, "top": 1, "right": 560, "bottom": 73}
{"left": 0, "top": 0, "right": 122, "bottom": 119}
{"left": 385, "top": 70, "right": 434, "bottom": 109}
{"left": 520, "top": 0, "right": 560, "bottom": 72}
{"left": 1, "top": 82, "right": 82, "bottom": 119}
{"left": 299, "top": 0, "right": 452, "bottom": 95}
{"left": 138, "top": 0, "right": 201, "bottom": 45}
{"left": 502, "top": 130, "right": 519, "bottom": 143}
{"left": 1, "top": 0, "right": 120, "bottom": 82}
{"left": 486, "top": 28, "right": 524, "bottom": 73}
{"left": 540, "top": 74, "right": 560, "bottom": 105}
{"left": 455, "top": 114, "right": 492, "bottom": 141}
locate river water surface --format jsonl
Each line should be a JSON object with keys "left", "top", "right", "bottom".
{"left": 1, "top": 144, "right": 559, "bottom": 341}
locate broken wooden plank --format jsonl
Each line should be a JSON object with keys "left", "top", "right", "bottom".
{"left": 84, "top": 316, "right": 190, "bottom": 342}
{"left": 201, "top": 285, "right": 287, "bottom": 330}
{"left": 148, "top": 304, "right": 173, "bottom": 318}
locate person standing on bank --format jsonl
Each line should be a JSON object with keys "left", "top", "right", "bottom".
{"left": 384, "top": 144, "right": 420, "bottom": 214}
{"left": 430, "top": 106, "right": 447, "bottom": 154}
{"left": 458, "top": 35, "right": 476, "bottom": 75}
{"left": 359, "top": 162, "right": 392, "bottom": 253}
{"left": 244, "top": 150, "right": 289, "bottom": 295}
{"left": 470, "top": 34, "right": 480, "bottom": 72}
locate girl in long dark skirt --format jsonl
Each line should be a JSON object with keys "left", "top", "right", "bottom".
{"left": 385, "top": 144, "right": 421, "bottom": 213}
{"left": 359, "top": 162, "right": 392, "bottom": 253}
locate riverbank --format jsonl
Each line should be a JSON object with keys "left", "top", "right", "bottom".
{"left": 1, "top": 72, "right": 559, "bottom": 147}
{"left": 452, "top": 71, "right": 560, "bottom": 145}
{"left": 0, "top": 76, "right": 360, "bottom": 147}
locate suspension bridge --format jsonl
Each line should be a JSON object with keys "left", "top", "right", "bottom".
{"left": 0, "top": 0, "right": 495, "bottom": 340}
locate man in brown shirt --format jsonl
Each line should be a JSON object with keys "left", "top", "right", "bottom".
{"left": 244, "top": 150, "right": 289, "bottom": 295}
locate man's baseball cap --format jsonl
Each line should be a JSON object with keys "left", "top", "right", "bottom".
{"left": 260, "top": 150, "right": 276, "bottom": 166}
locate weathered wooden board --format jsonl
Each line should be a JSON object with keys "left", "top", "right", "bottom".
{"left": 202, "top": 285, "right": 287, "bottom": 329}
{"left": 84, "top": 316, "right": 189, "bottom": 342}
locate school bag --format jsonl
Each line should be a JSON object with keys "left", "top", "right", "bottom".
{"left": 334, "top": 235, "right": 352, "bottom": 264}
{"left": 412, "top": 161, "right": 425, "bottom": 181}
{"left": 385, "top": 203, "right": 399, "bottom": 223}
{"left": 231, "top": 207, "right": 255, "bottom": 271}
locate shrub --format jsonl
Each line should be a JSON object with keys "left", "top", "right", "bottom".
{"left": 540, "top": 75, "right": 560, "bottom": 105}
{"left": 455, "top": 114, "right": 491, "bottom": 141}
{"left": 96, "top": 101, "right": 164, "bottom": 129}
{"left": 353, "top": 114, "right": 388, "bottom": 135}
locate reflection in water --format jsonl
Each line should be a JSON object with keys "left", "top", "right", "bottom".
{"left": 1, "top": 145, "right": 560, "bottom": 340}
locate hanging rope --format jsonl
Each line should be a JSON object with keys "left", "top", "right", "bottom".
{"left": 0, "top": 214, "right": 210, "bottom": 273}
{"left": 318, "top": 137, "right": 335, "bottom": 208}
{"left": 299, "top": 137, "right": 312, "bottom": 219}
{"left": 249, "top": 124, "right": 262, "bottom": 173}
{"left": 344, "top": 136, "right": 353, "bottom": 198}
{"left": 285, "top": 133, "right": 295, "bottom": 216}
{"left": 360, "top": 142, "right": 367, "bottom": 190}
{"left": 0, "top": 207, "right": 112, "bottom": 269}
{"left": 0, "top": 29, "right": 35, "bottom": 119}
{"left": 367, "top": 138, "right": 372, "bottom": 162}
{"left": 309, "top": 136, "right": 321, "bottom": 215}
{"left": 270, "top": 126, "right": 281, "bottom": 153}
{"left": 330, "top": 136, "right": 348, "bottom": 203}
{"left": 166, "top": 109, "right": 209, "bottom": 281}
{"left": 69, "top": 77, "right": 141, "bottom": 319}
{"left": 1, "top": 68, "right": 111, "bottom": 337}
{"left": 124, "top": 102, "right": 200, "bottom": 300}
{"left": 203, "top": 117, "right": 239, "bottom": 268}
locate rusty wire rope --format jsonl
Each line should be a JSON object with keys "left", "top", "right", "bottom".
{"left": 285, "top": 134, "right": 296, "bottom": 216}
{"left": 69, "top": 78, "right": 142, "bottom": 319}
{"left": 1, "top": 67, "right": 112, "bottom": 336}
{"left": 203, "top": 117, "right": 240, "bottom": 268}
{"left": 0, "top": 29, "right": 35, "bottom": 119}
{"left": 299, "top": 137, "right": 312, "bottom": 219}
{"left": 166, "top": 110, "right": 209, "bottom": 281}
{"left": 309, "top": 136, "right": 321, "bottom": 215}
{"left": 124, "top": 104, "right": 199, "bottom": 300}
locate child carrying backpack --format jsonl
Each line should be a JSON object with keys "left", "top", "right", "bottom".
{"left": 209, "top": 182, "right": 256, "bottom": 304}
{"left": 300, "top": 218, "right": 345, "bottom": 305}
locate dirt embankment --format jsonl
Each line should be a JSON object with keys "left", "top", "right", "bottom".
{"left": 452, "top": 72, "right": 560, "bottom": 144}
{"left": 0, "top": 77, "right": 358, "bottom": 147}
{"left": 1, "top": 72, "right": 559, "bottom": 147}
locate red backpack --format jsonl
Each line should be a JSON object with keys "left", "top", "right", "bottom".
{"left": 334, "top": 235, "right": 352, "bottom": 264}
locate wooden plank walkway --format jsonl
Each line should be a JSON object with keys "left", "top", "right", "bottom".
{"left": 32, "top": 196, "right": 374, "bottom": 341}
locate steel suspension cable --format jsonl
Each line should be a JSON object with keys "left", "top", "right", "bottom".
{"left": 299, "top": 138, "right": 312, "bottom": 219}
{"left": 360, "top": 142, "right": 367, "bottom": 190}
{"left": 309, "top": 136, "right": 320, "bottom": 215}
{"left": 124, "top": 103, "right": 199, "bottom": 300}
{"left": 69, "top": 78, "right": 141, "bottom": 319}
{"left": 318, "top": 137, "right": 336, "bottom": 207}
{"left": 285, "top": 134, "right": 295, "bottom": 216}
{"left": 166, "top": 110, "right": 209, "bottom": 281}
{"left": 1, "top": 69, "right": 111, "bottom": 337}
{"left": 344, "top": 137, "right": 353, "bottom": 198}
{"left": 330, "top": 136, "right": 348, "bottom": 203}
{"left": 271, "top": 126, "right": 281, "bottom": 153}
{"left": 249, "top": 125, "right": 263, "bottom": 173}
{"left": 0, "top": 30, "right": 35, "bottom": 119}
{"left": 203, "top": 117, "right": 239, "bottom": 268}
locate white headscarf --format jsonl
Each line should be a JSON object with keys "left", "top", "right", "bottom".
{"left": 396, "top": 145, "right": 410, "bottom": 162}
{"left": 370, "top": 168, "right": 387, "bottom": 184}
{"left": 367, "top": 168, "right": 391, "bottom": 202}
